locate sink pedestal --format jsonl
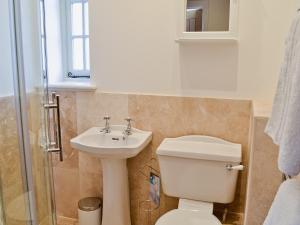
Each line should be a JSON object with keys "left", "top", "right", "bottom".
{"left": 101, "top": 158, "right": 131, "bottom": 225}
{"left": 70, "top": 126, "right": 152, "bottom": 225}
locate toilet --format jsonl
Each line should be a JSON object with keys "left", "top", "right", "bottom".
{"left": 156, "top": 135, "right": 243, "bottom": 225}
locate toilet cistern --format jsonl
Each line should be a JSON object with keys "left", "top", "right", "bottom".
{"left": 156, "top": 135, "right": 243, "bottom": 225}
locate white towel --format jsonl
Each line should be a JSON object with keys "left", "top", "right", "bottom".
{"left": 265, "top": 12, "right": 300, "bottom": 176}
{"left": 263, "top": 179, "right": 300, "bottom": 225}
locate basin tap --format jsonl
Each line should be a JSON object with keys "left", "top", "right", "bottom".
{"left": 100, "top": 116, "right": 111, "bottom": 133}
{"left": 123, "top": 117, "right": 133, "bottom": 138}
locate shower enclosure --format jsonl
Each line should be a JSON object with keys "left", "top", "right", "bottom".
{"left": 0, "top": 0, "right": 57, "bottom": 224}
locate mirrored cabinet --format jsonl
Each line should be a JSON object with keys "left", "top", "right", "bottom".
{"left": 177, "top": 0, "right": 238, "bottom": 42}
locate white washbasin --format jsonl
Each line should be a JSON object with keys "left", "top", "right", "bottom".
{"left": 70, "top": 125, "right": 152, "bottom": 225}
{"left": 70, "top": 125, "right": 152, "bottom": 159}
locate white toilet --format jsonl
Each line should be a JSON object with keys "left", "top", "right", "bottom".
{"left": 156, "top": 135, "right": 243, "bottom": 225}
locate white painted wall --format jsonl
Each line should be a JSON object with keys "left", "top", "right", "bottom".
{"left": 0, "top": 0, "right": 14, "bottom": 97}
{"left": 89, "top": 0, "right": 296, "bottom": 102}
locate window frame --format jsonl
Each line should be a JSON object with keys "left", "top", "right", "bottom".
{"left": 65, "top": 0, "right": 90, "bottom": 79}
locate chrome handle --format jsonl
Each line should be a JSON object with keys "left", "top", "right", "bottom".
{"left": 226, "top": 164, "right": 244, "bottom": 171}
{"left": 45, "top": 92, "right": 63, "bottom": 161}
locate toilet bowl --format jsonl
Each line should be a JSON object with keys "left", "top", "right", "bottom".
{"left": 156, "top": 199, "right": 221, "bottom": 225}
{"left": 156, "top": 209, "right": 221, "bottom": 225}
{"left": 156, "top": 135, "right": 243, "bottom": 225}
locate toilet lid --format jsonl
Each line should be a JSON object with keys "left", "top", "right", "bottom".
{"left": 155, "top": 209, "right": 222, "bottom": 225}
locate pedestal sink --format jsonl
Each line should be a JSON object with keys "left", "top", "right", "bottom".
{"left": 70, "top": 125, "right": 152, "bottom": 225}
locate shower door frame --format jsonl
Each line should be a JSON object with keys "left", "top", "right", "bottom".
{"left": 7, "top": 0, "right": 56, "bottom": 224}
{"left": 0, "top": 179, "right": 4, "bottom": 225}
{"left": 9, "top": 0, "right": 38, "bottom": 224}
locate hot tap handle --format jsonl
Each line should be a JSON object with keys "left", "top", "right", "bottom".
{"left": 124, "top": 117, "right": 134, "bottom": 128}
{"left": 125, "top": 117, "right": 133, "bottom": 122}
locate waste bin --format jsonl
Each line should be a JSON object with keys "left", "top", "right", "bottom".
{"left": 78, "top": 197, "right": 102, "bottom": 225}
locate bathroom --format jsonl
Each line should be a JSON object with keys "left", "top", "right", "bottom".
{"left": 1, "top": 0, "right": 300, "bottom": 225}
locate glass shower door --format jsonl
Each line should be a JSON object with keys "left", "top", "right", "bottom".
{"left": 0, "top": 0, "right": 56, "bottom": 225}
{"left": 17, "top": 0, "right": 57, "bottom": 223}
{"left": 0, "top": 0, "right": 34, "bottom": 224}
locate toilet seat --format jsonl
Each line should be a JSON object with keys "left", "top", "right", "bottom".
{"left": 155, "top": 209, "right": 222, "bottom": 225}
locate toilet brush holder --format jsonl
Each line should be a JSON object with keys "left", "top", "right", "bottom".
{"left": 137, "top": 158, "right": 161, "bottom": 225}
{"left": 138, "top": 199, "right": 160, "bottom": 225}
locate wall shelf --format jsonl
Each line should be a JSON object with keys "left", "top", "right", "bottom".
{"left": 175, "top": 37, "right": 238, "bottom": 44}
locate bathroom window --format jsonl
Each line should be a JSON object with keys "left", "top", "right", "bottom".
{"left": 66, "top": 0, "right": 90, "bottom": 78}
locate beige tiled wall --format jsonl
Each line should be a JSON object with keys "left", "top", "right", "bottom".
{"left": 52, "top": 92, "right": 80, "bottom": 219}
{"left": 0, "top": 91, "right": 288, "bottom": 225}
{"left": 53, "top": 91, "right": 293, "bottom": 225}
{"left": 0, "top": 93, "right": 58, "bottom": 225}
{"left": 0, "top": 96, "right": 27, "bottom": 225}
{"left": 57, "top": 92, "right": 251, "bottom": 225}
{"left": 244, "top": 117, "right": 282, "bottom": 225}
{"left": 127, "top": 95, "right": 251, "bottom": 225}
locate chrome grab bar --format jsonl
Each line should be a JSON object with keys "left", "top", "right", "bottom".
{"left": 44, "top": 92, "right": 63, "bottom": 161}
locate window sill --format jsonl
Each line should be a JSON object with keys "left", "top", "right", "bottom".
{"left": 48, "top": 81, "right": 97, "bottom": 92}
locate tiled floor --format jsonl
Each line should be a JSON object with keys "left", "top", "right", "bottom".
{"left": 57, "top": 222, "right": 78, "bottom": 225}
{"left": 57, "top": 221, "right": 237, "bottom": 225}
{"left": 215, "top": 211, "right": 243, "bottom": 225}
{"left": 57, "top": 216, "right": 78, "bottom": 225}
{"left": 57, "top": 221, "right": 78, "bottom": 225}
{"left": 56, "top": 213, "right": 242, "bottom": 225}
{"left": 58, "top": 222, "right": 236, "bottom": 225}
{"left": 57, "top": 220, "right": 238, "bottom": 225}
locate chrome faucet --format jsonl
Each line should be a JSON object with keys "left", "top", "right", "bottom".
{"left": 123, "top": 117, "right": 133, "bottom": 137}
{"left": 100, "top": 116, "right": 111, "bottom": 133}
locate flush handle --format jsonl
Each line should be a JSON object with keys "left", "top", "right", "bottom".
{"left": 226, "top": 164, "right": 244, "bottom": 171}
{"left": 44, "top": 92, "right": 63, "bottom": 161}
